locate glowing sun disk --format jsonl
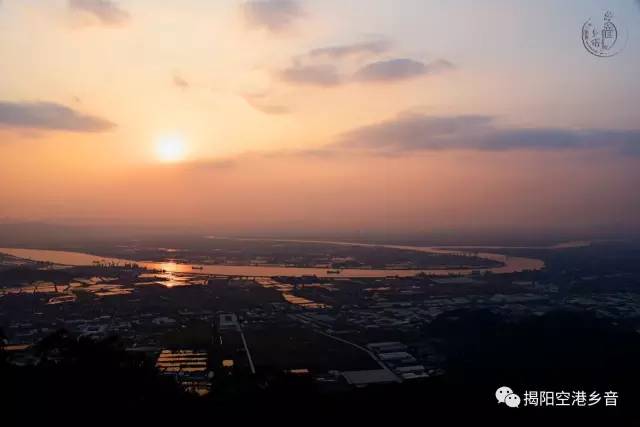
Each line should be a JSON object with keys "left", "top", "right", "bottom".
{"left": 155, "top": 135, "right": 187, "bottom": 162}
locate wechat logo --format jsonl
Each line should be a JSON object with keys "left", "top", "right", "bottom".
{"left": 496, "top": 386, "right": 521, "bottom": 408}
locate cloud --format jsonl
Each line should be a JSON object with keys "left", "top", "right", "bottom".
{"left": 336, "top": 113, "right": 640, "bottom": 155}
{"left": 278, "top": 40, "right": 387, "bottom": 87}
{"left": 69, "top": 0, "right": 130, "bottom": 26}
{"left": 0, "top": 101, "right": 116, "bottom": 132}
{"left": 173, "top": 73, "right": 189, "bottom": 90}
{"left": 279, "top": 64, "right": 342, "bottom": 87}
{"left": 278, "top": 45, "right": 452, "bottom": 86}
{"left": 241, "top": 0, "right": 302, "bottom": 32}
{"left": 424, "top": 59, "right": 455, "bottom": 73}
{"left": 242, "top": 93, "right": 290, "bottom": 115}
{"left": 309, "top": 40, "right": 391, "bottom": 59}
{"left": 354, "top": 58, "right": 453, "bottom": 82}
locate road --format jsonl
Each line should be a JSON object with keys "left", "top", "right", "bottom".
{"left": 289, "top": 314, "right": 401, "bottom": 383}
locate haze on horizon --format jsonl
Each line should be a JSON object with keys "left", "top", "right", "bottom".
{"left": 1, "top": 1, "right": 640, "bottom": 237}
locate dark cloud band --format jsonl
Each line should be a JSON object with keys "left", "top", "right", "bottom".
{"left": 336, "top": 114, "right": 640, "bottom": 155}
{"left": 0, "top": 101, "right": 116, "bottom": 133}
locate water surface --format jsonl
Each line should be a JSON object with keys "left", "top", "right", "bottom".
{"left": 0, "top": 240, "right": 544, "bottom": 278}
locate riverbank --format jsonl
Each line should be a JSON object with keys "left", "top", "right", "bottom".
{"left": 0, "top": 239, "right": 544, "bottom": 278}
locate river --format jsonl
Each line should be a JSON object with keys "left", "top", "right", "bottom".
{"left": 0, "top": 238, "right": 545, "bottom": 278}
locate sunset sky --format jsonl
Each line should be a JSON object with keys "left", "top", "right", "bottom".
{"left": 1, "top": 0, "right": 640, "bottom": 235}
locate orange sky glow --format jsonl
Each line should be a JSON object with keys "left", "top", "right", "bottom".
{"left": 1, "top": 1, "right": 639, "bottom": 235}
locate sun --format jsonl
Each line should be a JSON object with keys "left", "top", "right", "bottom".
{"left": 155, "top": 135, "right": 187, "bottom": 162}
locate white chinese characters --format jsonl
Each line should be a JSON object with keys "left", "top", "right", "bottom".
{"left": 522, "top": 390, "right": 618, "bottom": 407}
{"left": 497, "top": 387, "right": 619, "bottom": 408}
